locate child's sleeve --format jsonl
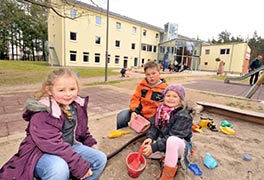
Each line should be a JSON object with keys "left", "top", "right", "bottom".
{"left": 129, "top": 84, "right": 143, "bottom": 113}
{"left": 170, "top": 112, "right": 193, "bottom": 140}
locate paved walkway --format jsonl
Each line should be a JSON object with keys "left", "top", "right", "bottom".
{"left": 184, "top": 79, "right": 264, "bottom": 100}
{"left": 0, "top": 71, "right": 263, "bottom": 139}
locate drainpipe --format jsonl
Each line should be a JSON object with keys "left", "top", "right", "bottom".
{"left": 242, "top": 42, "right": 249, "bottom": 73}
{"left": 63, "top": 6, "right": 66, "bottom": 66}
{"left": 104, "top": 0, "right": 109, "bottom": 82}
{"left": 139, "top": 27, "right": 142, "bottom": 67}
{"left": 229, "top": 44, "right": 234, "bottom": 73}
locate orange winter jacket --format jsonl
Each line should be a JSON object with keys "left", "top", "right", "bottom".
{"left": 129, "top": 78, "right": 167, "bottom": 119}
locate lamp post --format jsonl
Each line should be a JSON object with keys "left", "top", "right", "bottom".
{"left": 105, "top": 0, "right": 109, "bottom": 82}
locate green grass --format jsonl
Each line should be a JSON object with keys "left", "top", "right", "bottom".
{"left": 0, "top": 60, "right": 119, "bottom": 86}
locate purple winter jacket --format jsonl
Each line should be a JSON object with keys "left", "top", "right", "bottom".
{"left": 0, "top": 96, "right": 97, "bottom": 180}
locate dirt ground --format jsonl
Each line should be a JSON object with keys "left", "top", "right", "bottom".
{"left": 98, "top": 76, "right": 264, "bottom": 180}
{"left": 1, "top": 73, "right": 263, "bottom": 180}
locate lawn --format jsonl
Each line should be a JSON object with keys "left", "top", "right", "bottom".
{"left": 0, "top": 60, "right": 119, "bottom": 86}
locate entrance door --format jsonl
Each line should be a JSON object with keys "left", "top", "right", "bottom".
{"left": 123, "top": 56, "right": 128, "bottom": 68}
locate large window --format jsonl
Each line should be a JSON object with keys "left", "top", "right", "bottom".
{"left": 83, "top": 52, "right": 89, "bottom": 62}
{"left": 94, "top": 53, "right": 100, "bottom": 63}
{"left": 70, "top": 51, "right": 77, "bottom": 61}
{"left": 220, "top": 48, "right": 230, "bottom": 55}
{"left": 70, "top": 32, "right": 77, "bottom": 41}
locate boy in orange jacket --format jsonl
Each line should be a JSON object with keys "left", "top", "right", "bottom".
{"left": 117, "top": 61, "right": 167, "bottom": 129}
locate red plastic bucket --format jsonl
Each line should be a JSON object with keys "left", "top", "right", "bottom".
{"left": 126, "top": 152, "right": 147, "bottom": 178}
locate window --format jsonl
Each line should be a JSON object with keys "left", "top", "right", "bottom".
{"left": 115, "top": 55, "right": 120, "bottom": 64}
{"left": 132, "top": 26, "right": 137, "bottom": 33}
{"left": 83, "top": 52, "right": 89, "bottom": 62}
{"left": 70, "top": 9, "right": 77, "bottom": 18}
{"left": 141, "top": 44, "right": 147, "bottom": 51}
{"left": 107, "top": 54, "right": 110, "bottom": 63}
{"left": 116, "top": 22, "right": 121, "bottom": 29}
{"left": 70, "top": 51, "right": 77, "bottom": 61}
{"left": 94, "top": 53, "right": 100, "bottom": 63}
{"left": 141, "top": 58, "right": 145, "bottom": 64}
{"left": 143, "top": 30, "right": 147, "bottom": 36}
{"left": 170, "top": 47, "right": 174, "bottom": 54}
{"left": 131, "top": 43, "right": 135, "bottom": 50}
{"left": 115, "top": 40, "right": 120, "bottom": 47}
{"left": 205, "top": 49, "right": 210, "bottom": 55}
{"left": 159, "top": 46, "right": 164, "bottom": 53}
{"left": 147, "top": 45, "right": 152, "bottom": 52}
{"left": 204, "top": 62, "right": 208, "bottom": 65}
{"left": 134, "top": 57, "right": 138, "bottom": 66}
{"left": 95, "top": 36, "right": 101, "bottom": 44}
{"left": 70, "top": 32, "right": 77, "bottom": 41}
{"left": 96, "top": 16, "right": 101, "bottom": 25}
{"left": 155, "top": 33, "right": 159, "bottom": 39}
{"left": 220, "top": 48, "right": 230, "bottom": 55}
{"left": 153, "top": 46, "right": 157, "bottom": 52}
{"left": 166, "top": 47, "right": 170, "bottom": 53}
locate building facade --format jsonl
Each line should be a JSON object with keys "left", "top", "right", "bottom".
{"left": 200, "top": 42, "right": 251, "bottom": 74}
{"left": 48, "top": 0, "right": 162, "bottom": 68}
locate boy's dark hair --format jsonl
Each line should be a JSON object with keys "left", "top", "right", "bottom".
{"left": 143, "top": 61, "right": 160, "bottom": 72}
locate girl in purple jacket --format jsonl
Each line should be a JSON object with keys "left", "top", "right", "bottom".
{"left": 0, "top": 68, "right": 107, "bottom": 180}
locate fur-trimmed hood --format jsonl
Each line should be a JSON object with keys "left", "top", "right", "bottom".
{"left": 23, "top": 96, "right": 85, "bottom": 122}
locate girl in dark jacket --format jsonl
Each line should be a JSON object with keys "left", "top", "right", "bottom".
{"left": 0, "top": 68, "right": 107, "bottom": 180}
{"left": 141, "top": 84, "right": 193, "bottom": 180}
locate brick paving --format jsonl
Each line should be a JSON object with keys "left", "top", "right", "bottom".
{"left": 0, "top": 86, "right": 131, "bottom": 138}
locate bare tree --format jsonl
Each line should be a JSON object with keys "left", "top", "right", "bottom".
{"left": 21, "top": 0, "right": 100, "bottom": 19}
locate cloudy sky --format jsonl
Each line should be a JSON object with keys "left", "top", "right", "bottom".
{"left": 82, "top": 0, "right": 263, "bottom": 41}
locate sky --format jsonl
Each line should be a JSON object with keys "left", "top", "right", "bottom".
{"left": 82, "top": 0, "right": 263, "bottom": 41}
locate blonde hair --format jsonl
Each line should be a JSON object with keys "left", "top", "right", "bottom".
{"left": 35, "top": 68, "right": 79, "bottom": 120}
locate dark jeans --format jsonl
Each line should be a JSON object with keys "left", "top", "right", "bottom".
{"left": 249, "top": 71, "right": 259, "bottom": 85}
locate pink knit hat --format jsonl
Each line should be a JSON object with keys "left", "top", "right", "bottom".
{"left": 162, "top": 84, "right": 185, "bottom": 100}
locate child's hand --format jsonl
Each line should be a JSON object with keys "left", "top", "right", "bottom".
{"left": 143, "top": 138, "right": 152, "bottom": 145}
{"left": 128, "top": 112, "right": 138, "bottom": 127}
{"left": 80, "top": 169, "right": 93, "bottom": 180}
{"left": 142, "top": 144, "right": 152, "bottom": 157}
{"left": 92, "top": 144, "right": 98, "bottom": 149}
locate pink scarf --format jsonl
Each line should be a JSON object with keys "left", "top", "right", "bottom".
{"left": 155, "top": 103, "right": 175, "bottom": 128}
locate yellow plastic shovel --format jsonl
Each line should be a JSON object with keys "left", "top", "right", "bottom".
{"left": 108, "top": 130, "right": 132, "bottom": 138}
{"left": 219, "top": 126, "right": 235, "bottom": 135}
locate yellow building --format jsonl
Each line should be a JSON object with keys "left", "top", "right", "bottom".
{"left": 48, "top": 0, "right": 162, "bottom": 68}
{"left": 200, "top": 42, "right": 251, "bottom": 74}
